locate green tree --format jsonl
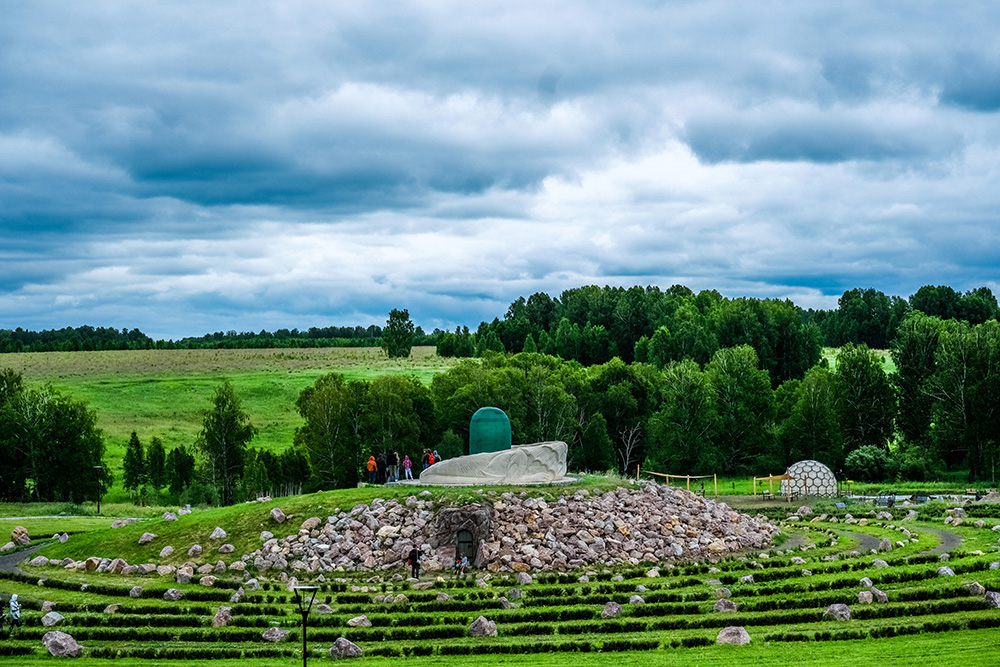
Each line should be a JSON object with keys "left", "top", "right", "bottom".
{"left": 146, "top": 436, "right": 167, "bottom": 490}
{"left": 295, "top": 373, "right": 368, "bottom": 490}
{"left": 196, "top": 381, "right": 256, "bottom": 506}
{"left": 647, "top": 359, "right": 718, "bottom": 473}
{"left": 891, "top": 312, "right": 944, "bottom": 451}
{"left": 927, "top": 320, "right": 1000, "bottom": 479}
{"left": 571, "top": 412, "right": 616, "bottom": 473}
{"left": 381, "top": 308, "right": 415, "bottom": 358}
{"left": 834, "top": 344, "right": 896, "bottom": 455}
{"left": 166, "top": 445, "right": 196, "bottom": 498}
{"left": 778, "top": 367, "right": 843, "bottom": 468}
{"left": 122, "top": 431, "right": 146, "bottom": 496}
{"left": 0, "top": 377, "right": 109, "bottom": 503}
{"left": 706, "top": 345, "right": 775, "bottom": 474}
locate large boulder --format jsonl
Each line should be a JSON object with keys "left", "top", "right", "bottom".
{"left": 468, "top": 615, "right": 497, "bottom": 637}
{"left": 329, "top": 637, "right": 363, "bottom": 659}
{"left": 163, "top": 512, "right": 178, "bottom": 522}
{"left": 42, "top": 631, "right": 83, "bottom": 657}
{"left": 11, "top": 526, "right": 30, "bottom": 546}
{"left": 270, "top": 508, "right": 287, "bottom": 523}
{"left": 347, "top": 615, "right": 371, "bottom": 627}
{"left": 262, "top": 627, "right": 291, "bottom": 642}
{"left": 129, "top": 586, "right": 143, "bottom": 598}
{"left": 159, "top": 546, "right": 174, "bottom": 559}
{"left": 212, "top": 606, "right": 233, "bottom": 628}
{"left": 188, "top": 544, "right": 203, "bottom": 557}
{"left": 210, "top": 527, "right": 227, "bottom": 540}
{"left": 858, "top": 591, "right": 873, "bottom": 604}
{"left": 823, "top": 604, "right": 851, "bottom": 621}
{"left": 938, "top": 566, "right": 956, "bottom": 577}
{"left": 870, "top": 586, "right": 888, "bottom": 603}
{"left": 984, "top": 591, "right": 1000, "bottom": 609}
{"left": 963, "top": 582, "right": 986, "bottom": 596}
{"left": 716, "top": 626, "right": 751, "bottom": 645}
{"left": 138, "top": 532, "right": 157, "bottom": 545}
{"left": 163, "top": 589, "right": 184, "bottom": 601}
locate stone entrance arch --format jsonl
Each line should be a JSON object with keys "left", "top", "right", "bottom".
{"left": 431, "top": 504, "right": 493, "bottom": 567}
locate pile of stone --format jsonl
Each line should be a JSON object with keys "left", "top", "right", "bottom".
{"left": 247, "top": 483, "right": 778, "bottom": 574}
{"left": 2, "top": 525, "right": 31, "bottom": 552}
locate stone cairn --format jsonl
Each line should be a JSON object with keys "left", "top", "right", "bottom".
{"left": 248, "top": 483, "right": 778, "bottom": 574}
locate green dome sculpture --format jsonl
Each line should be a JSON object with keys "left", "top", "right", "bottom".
{"left": 469, "top": 407, "right": 511, "bottom": 455}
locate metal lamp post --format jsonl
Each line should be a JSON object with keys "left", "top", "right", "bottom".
{"left": 292, "top": 585, "right": 319, "bottom": 667}
{"left": 93, "top": 466, "right": 104, "bottom": 515}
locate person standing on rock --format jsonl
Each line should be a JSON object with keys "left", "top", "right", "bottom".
{"left": 8, "top": 594, "right": 20, "bottom": 630}
{"left": 407, "top": 547, "right": 421, "bottom": 578}
{"left": 403, "top": 455, "right": 413, "bottom": 480}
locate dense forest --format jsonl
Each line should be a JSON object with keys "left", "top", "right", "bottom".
{"left": 2, "top": 283, "right": 998, "bottom": 503}
{"left": 3, "top": 284, "right": 996, "bottom": 355}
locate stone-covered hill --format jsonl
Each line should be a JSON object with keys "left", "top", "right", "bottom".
{"left": 250, "top": 483, "right": 778, "bottom": 574}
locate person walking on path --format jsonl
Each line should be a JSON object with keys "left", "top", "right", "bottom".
{"left": 407, "top": 547, "right": 421, "bottom": 579}
{"left": 403, "top": 455, "right": 413, "bottom": 480}
{"left": 9, "top": 594, "right": 20, "bottom": 630}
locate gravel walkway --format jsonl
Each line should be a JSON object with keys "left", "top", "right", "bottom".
{"left": 914, "top": 526, "right": 963, "bottom": 556}
{"left": 833, "top": 529, "right": 882, "bottom": 553}
{"left": 0, "top": 544, "right": 44, "bottom": 574}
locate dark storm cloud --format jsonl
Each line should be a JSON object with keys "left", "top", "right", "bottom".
{"left": 2, "top": 1, "right": 1000, "bottom": 338}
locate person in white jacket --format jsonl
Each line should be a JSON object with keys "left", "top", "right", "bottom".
{"left": 9, "top": 594, "right": 21, "bottom": 629}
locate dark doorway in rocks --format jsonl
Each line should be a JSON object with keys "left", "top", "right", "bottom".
{"left": 456, "top": 529, "right": 474, "bottom": 559}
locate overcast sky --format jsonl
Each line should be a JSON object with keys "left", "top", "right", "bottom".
{"left": 3, "top": 1, "right": 999, "bottom": 339}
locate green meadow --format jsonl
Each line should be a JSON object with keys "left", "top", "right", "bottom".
{"left": 1, "top": 346, "right": 459, "bottom": 473}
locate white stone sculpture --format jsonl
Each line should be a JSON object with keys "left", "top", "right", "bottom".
{"left": 419, "top": 441, "right": 568, "bottom": 486}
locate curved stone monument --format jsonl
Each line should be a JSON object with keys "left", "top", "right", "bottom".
{"left": 419, "top": 441, "right": 568, "bottom": 486}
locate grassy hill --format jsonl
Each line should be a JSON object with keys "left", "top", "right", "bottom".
{"left": 0, "top": 346, "right": 459, "bottom": 474}
{"left": 1, "top": 481, "right": 998, "bottom": 666}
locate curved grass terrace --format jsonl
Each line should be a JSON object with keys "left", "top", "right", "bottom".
{"left": 0, "top": 483, "right": 998, "bottom": 665}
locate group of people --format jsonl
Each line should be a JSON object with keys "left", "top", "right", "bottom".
{"left": 365, "top": 449, "right": 442, "bottom": 484}
{"left": 404, "top": 546, "right": 470, "bottom": 579}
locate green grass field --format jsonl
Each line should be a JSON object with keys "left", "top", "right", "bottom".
{"left": 1, "top": 346, "right": 459, "bottom": 472}
{"left": 1, "top": 479, "right": 998, "bottom": 665}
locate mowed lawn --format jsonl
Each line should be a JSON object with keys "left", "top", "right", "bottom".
{"left": 1, "top": 346, "right": 460, "bottom": 469}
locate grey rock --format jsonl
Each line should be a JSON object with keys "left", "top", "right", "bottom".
{"left": 43, "top": 630, "right": 83, "bottom": 657}
{"left": 129, "top": 586, "right": 143, "bottom": 598}
{"left": 629, "top": 595, "right": 645, "bottom": 605}
{"left": 329, "top": 637, "right": 363, "bottom": 659}
{"left": 163, "top": 512, "right": 178, "bottom": 522}
{"left": 859, "top": 577, "right": 873, "bottom": 587}
{"left": 964, "top": 581, "right": 986, "bottom": 596}
{"left": 347, "top": 615, "right": 371, "bottom": 627}
{"left": 468, "top": 615, "right": 497, "bottom": 637}
{"left": 163, "top": 588, "right": 184, "bottom": 601}
{"left": 213, "top": 606, "right": 232, "bottom": 627}
{"left": 823, "top": 604, "right": 851, "bottom": 621}
{"left": 210, "top": 527, "right": 227, "bottom": 540}
{"left": 985, "top": 591, "right": 1000, "bottom": 609}
{"left": 41, "top": 611, "right": 64, "bottom": 626}
{"left": 138, "top": 532, "right": 157, "bottom": 545}
{"left": 262, "top": 627, "right": 291, "bottom": 642}
{"left": 716, "top": 626, "right": 751, "bottom": 645}
{"left": 159, "top": 546, "right": 174, "bottom": 559}
{"left": 270, "top": 508, "right": 287, "bottom": 523}
{"left": 188, "top": 544, "right": 202, "bottom": 557}
{"left": 714, "top": 598, "right": 738, "bottom": 612}
{"left": 871, "top": 586, "right": 888, "bottom": 603}
{"left": 858, "top": 591, "right": 873, "bottom": 604}
{"left": 937, "top": 566, "right": 956, "bottom": 577}
{"left": 601, "top": 601, "right": 622, "bottom": 618}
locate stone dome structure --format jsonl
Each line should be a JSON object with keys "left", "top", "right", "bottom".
{"left": 781, "top": 460, "right": 837, "bottom": 497}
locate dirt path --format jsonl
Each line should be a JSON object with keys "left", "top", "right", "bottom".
{"left": 833, "top": 530, "right": 882, "bottom": 554}
{"left": 0, "top": 544, "right": 44, "bottom": 574}
{"left": 914, "top": 527, "right": 963, "bottom": 556}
